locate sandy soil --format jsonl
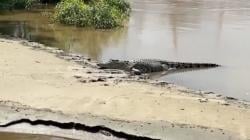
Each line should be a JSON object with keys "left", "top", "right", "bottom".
{"left": 0, "top": 38, "right": 250, "bottom": 139}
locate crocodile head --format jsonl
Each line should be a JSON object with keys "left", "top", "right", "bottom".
{"left": 97, "top": 60, "right": 132, "bottom": 71}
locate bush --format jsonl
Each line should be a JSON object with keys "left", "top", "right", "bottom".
{"left": 54, "top": 0, "right": 92, "bottom": 26}
{"left": 54, "top": 0, "right": 131, "bottom": 29}
{"left": 92, "top": 1, "right": 118, "bottom": 29}
{"left": 105, "top": 0, "right": 130, "bottom": 16}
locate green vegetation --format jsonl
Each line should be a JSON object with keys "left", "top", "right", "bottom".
{"left": 0, "top": 0, "right": 37, "bottom": 10}
{"left": 54, "top": 0, "right": 131, "bottom": 29}
{"left": 0, "top": 0, "right": 131, "bottom": 29}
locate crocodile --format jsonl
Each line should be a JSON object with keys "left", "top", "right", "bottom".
{"left": 97, "top": 59, "right": 220, "bottom": 75}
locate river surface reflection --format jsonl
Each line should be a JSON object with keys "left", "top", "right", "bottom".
{"left": 0, "top": 0, "right": 250, "bottom": 100}
{"left": 0, "top": 132, "right": 71, "bottom": 140}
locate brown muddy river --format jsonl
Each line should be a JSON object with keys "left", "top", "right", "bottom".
{"left": 0, "top": 132, "right": 72, "bottom": 140}
{"left": 0, "top": 0, "right": 250, "bottom": 100}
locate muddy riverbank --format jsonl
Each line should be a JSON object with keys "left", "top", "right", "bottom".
{"left": 0, "top": 38, "right": 250, "bottom": 139}
{"left": 1, "top": 0, "right": 250, "bottom": 100}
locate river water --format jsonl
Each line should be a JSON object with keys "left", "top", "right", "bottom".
{"left": 0, "top": 0, "right": 250, "bottom": 100}
{"left": 0, "top": 132, "right": 71, "bottom": 140}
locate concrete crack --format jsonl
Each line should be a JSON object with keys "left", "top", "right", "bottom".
{"left": 0, "top": 119, "right": 159, "bottom": 140}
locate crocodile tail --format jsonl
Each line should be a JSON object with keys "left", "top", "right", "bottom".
{"left": 177, "top": 63, "right": 219, "bottom": 69}
{"left": 162, "top": 62, "right": 219, "bottom": 69}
